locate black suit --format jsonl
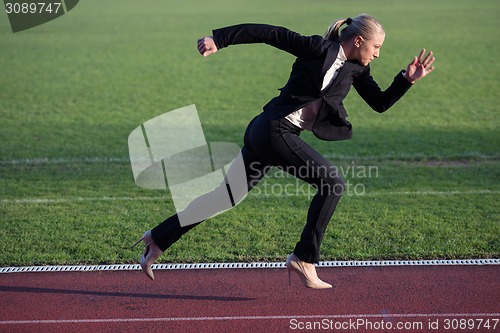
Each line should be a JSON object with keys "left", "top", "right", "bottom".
{"left": 213, "top": 24, "right": 412, "bottom": 141}
{"left": 152, "top": 24, "right": 413, "bottom": 263}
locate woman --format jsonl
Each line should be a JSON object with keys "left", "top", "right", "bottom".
{"left": 132, "top": 14, "right": 435, "bottom": 289}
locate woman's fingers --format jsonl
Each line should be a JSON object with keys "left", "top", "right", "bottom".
{"left": 197, "top": 38, "right": 207, "bottom": 55}
{"left": 417, "top": 49, "right": 426, "bottom": 63}
{"left": 417, "top": 49, "right": 435, "bottom": 68}
{"left": 405, "top": 49, "right": 436, "bottom": 83}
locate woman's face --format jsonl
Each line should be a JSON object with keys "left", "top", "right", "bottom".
{"left": 352, "top": 32, "right": 385, "bottom": 66}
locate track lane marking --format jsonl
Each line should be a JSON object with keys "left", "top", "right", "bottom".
{"left": 2, "top": 190, "right": 498, "bottom": 204}
{"left": 0, "top": 153, "right": 498, "bottom": 165}
{"left": 1, "top": 313, "right": 499, "bottom": 325}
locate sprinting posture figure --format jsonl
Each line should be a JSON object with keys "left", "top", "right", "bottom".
{"left": 133, "top": 15, "right": 435, "bottom": 289}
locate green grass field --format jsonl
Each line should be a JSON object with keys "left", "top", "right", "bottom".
{"left": 1, "top": 0, "right": 499, "bottom": 266}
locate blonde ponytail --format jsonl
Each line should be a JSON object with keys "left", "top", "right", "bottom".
{"left": 324, "top": 14, "right": 384, "bottom": 42}
{"left": 323, "top": 18, "right": 351, "bottom": 40}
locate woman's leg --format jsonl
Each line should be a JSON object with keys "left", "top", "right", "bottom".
{"left": 246, "top": 116, "right": 345, "bottom": 264}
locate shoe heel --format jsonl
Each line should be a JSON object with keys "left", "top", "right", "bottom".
{"left": 131, "top": 236, "right": 144, "bottom": 249}
{"left": 131, "top": 230, "right": 163, "bottom": 281}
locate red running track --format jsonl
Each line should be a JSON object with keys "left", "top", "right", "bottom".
{"left": 0, "top": 265, "right": 499, "bottom": 333}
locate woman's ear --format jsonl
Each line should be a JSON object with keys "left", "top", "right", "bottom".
{"left": 354, "top": 36, "right": 364, "bottom": 48}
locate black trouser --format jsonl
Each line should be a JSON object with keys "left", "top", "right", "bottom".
{"left": 151, "top": 113, "right": 345, "bottom": 263}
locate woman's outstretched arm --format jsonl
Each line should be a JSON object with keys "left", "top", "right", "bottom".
{"left": 197, "top": 24, "right": 324, "bottom": 58}
{"left": 353, "top": 49, "right": 435, "bottom": 113}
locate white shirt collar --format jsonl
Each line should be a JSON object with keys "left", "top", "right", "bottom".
{"left": 337, "top": 45, "right": 347, "bottom": 63}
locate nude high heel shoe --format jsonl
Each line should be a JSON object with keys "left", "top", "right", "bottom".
{"left": 131, "top": 230, "right": 163, "bottom": 280}
{"left": 286, "top": 253, "right": 332, "bottom": 289}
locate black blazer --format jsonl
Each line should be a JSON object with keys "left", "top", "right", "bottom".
{"left": 213, "top": 24, "right": 412, "bottom": 141}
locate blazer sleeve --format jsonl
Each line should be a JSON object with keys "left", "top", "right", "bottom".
{"left": 353, "top": 67, "right": 413, "bottom": 113}
{"left": 212, "top": 23, "right": 324, "bottom": 58}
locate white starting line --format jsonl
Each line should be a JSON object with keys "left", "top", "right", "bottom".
{"left": 1, "top": 259, "right": 499, "bottom": 274}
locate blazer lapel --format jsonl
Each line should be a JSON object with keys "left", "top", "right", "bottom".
{"left": 327, "top": 61, "right": 365, "bottom": 90}
{"left": 330, "top": 62, "right": 354, "bottom": 86}
{"left": 321, "top": 41, "right": 340, "bottom": 77}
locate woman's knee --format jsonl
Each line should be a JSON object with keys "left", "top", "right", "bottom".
{"left": 316, "top": 171, "right": 345, "bottom": 197}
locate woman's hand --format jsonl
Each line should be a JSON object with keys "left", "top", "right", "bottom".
{"left": 404, "top": 49, "right": 435, "bottom": 84}
{"left": 197, "top": 36, "right": 218, "bottom": 57}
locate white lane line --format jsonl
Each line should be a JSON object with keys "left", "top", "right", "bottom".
{"left": 0, "top": 153, "right": 498, "bottom": 165}
{"left": 0, "top": 313, "right": 499, "bottom": 325}
{"left": 0, "top": 157, "right": 129, "bottom": 165}
{"left": 1, "top": 190, "right": 498, "bottom": 204}
{"left": 0, "top": 196, "right": 169, "bottom": 204}
{"left": 363, "top": 189, "right": 500, "bottom": 196}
